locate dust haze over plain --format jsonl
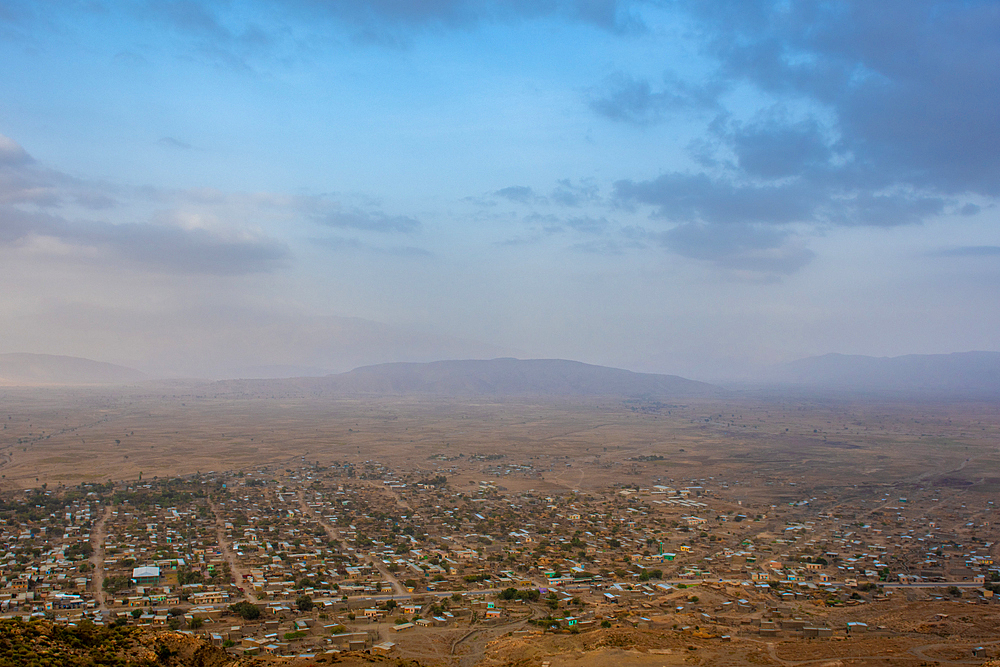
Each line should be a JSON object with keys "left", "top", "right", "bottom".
{"left": 0, "top": 1, "right": 998, "bottom": 381}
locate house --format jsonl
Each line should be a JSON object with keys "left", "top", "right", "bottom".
{"left": 803, "top": 627, "right": 833, "bottom": 638}
{"left": 373, "top": 642, "right": 396, "bottom": 656}
{"left": 132, "top": 566, "right": 160, "bottom": 586}
{"left": 846, "top": 622, "right": 868, "bottom": 634}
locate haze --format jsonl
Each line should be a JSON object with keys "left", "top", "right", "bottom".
{"left": 1, "top": 1, "right": 998, "bottom": 380}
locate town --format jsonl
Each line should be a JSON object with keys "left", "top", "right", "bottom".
{"left": 3, "top": 452, "right": 998, "bottom": 664}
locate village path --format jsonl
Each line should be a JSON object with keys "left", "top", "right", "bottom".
{"left": 209, "top": 499, "right": 257, "bottom": 604}
{"left": 295, "top": 488, "right": 409, "bottom": 597}
{"left": 89, "top": 504, "right": 112, "bottom": 612}
{"left": 450, "top": 611, "right": 534, "bottom": 667}
{"left": 757, "top": 637, "right": 1000, "bottom": 666}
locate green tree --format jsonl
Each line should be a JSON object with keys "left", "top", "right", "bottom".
{"left": 228, "top": 601, "right": 261, "bottom": 620}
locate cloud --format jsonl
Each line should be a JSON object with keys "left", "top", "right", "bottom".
{"left": 310, "top": 235, "right": 433, "bottom": 257}
{"left": 589, "top": 72, "right": 720, "bottom": 125}
{"left": 0, "top": 132, "right": 292, "bottom": 274}
{"left": 614, "top": 173, "right": 817, "bottom": 225}
{"left": 0, "top": 134, "right": 32, "bottom": 166}
{"left": 657, "top": 222, "right": 815, "bottom": 277}
{"left": 729, "top": 117, "right": 833, "bottom": 180}
{"left": 931, "top": 245, "right": 1000, "bottom": 258}
{"left": 315, "top": 208, "right": 421, "bottom": 233}
{"left": 550, "top": 179, "right": 600, "bottom": 207}
{"left": 676, "top": 0, "right": 1000, "bottom": 197}
{"left": 494, "top": 185, "right": 540, "bottom": 203}
{"left": 564, "top": 215, "right": 609, "bottom": 233}
{"left": 593, "top": 1, "right": 998, "bottom": 274}
{"left": 304, "top": 0, "right": 646, "bottom": 36}
{"left": 158, "top": 137, "right": 194, "bottom": 150}
{"left": 0, "top": 205, "right": 290, "bottom": 275}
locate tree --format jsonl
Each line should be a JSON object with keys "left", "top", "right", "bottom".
{"left": 229, "top": 601, "right": 261, "bottom": 620}
{"left": 296, "top": 595, "right": 314, "bottom": 612}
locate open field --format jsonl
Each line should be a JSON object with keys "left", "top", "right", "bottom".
{"left": 2, "top": 384, "right": 999, "bottom": 494}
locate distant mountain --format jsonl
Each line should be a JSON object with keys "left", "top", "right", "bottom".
{"left": 225, "top": 364, "right": 334, "bottom": 379}
{"left": 0, "top": 353, "right": 146, "bottom": 386}
{"left": 767, "top": 352, "right": 1000, "bottom": 396}
{"left": 292, "top": 358, "right": 720, "bottom": 398}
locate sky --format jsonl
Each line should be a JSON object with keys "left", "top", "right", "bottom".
{"left": 1, "top": 0, "right": 998, "bottom": 380}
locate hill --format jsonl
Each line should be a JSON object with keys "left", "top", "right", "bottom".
{"left": 0, "top": 353, "right": 146, "bottom": 386}
{"left": 295, "top": 357, "right": 720, "bottom": 398}
{"left": 767, "top": 351, "right": 1000, "bottom": 396}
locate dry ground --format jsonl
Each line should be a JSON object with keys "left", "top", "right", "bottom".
{"left": 1, "top": 384, "right": 998, "bottom": 496}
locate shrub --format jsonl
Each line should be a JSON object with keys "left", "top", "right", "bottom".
{"left": 229, "top": 601, "right": 261, "bottom": 620}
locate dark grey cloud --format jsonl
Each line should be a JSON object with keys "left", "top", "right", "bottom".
{"left": 302, "top": 0, "right": 646, "bottom": 35}
{"left": 491, "top": 180, "right": 601, "bottom": 208}
{"left": 494, "top": 185, "right": 539, "bottom": 203}
{"left": 932, "top": 246, "right": 1000, "bottom": 258}
{"left": 0, "top": 136, "right": 74, "bottom": 206}
{"left": 729, "top": 117, "right": 833, "bottom": 180}
{"left": 0, "top": 134, "right": 33, "bottom": 166}
{"left": 589, "top": 72, "right": 721, "bottom": 125}
{"left": 614, "top": 173, "right": 817, "bottom": 225}
{"left": 0, "top": 205, "right": 289, "bottom": 274}
{"left": 658, "top": 223, "right": 815, "bottom": 276}
{"left": 678, "top": 0, "right": 1000, "bottom": 197}
{"left": 315, "top": 208, "right": 420, "bottom": 233}
{"left": 550, "top": 179, "right": 600, "bottom": 207}
{"left": 564, "top": 216, "right": 609, "bottom": 233}
{"left": 596, "top": 1, "right": 997, "bottom": 275}
{"left": 113, "top": 0, "right": 646, "bottom": 60}
{"left": 615, "top": 172, "right": 945, "bottom": 228}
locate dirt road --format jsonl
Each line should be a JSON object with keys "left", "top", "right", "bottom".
{"left": 209, "top": 499, "right": 257, "bottom": 603}
{"left": 296, "top": 489, "right": 409, "bottom": 597}
{"left": 89, "top": 505, "right": 112, "bottom": 612}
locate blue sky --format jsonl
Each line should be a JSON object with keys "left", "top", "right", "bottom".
{"left": 1, "top": 1, "right": 998, "bottom": 379}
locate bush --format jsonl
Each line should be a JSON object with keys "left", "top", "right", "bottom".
{"left": 229, "top": 601, "right": 261, "bottom": 620}
{"left": 498, "top": 588, "right": 540, "bottom": 602}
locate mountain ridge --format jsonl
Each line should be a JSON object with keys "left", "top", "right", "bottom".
{"left": 766, "top": 351, "right": 1000, "bottom": 396}
{"left": 0, "top": 353, "right": 147, "bottom": 386}
{"left": 214, "top": 357, "right": 722, "bottom": 398}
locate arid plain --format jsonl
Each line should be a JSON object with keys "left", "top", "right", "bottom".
{"left": 2, "top": 383, "right": 998, "bottom": 494}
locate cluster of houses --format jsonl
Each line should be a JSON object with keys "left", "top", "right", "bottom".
{"left": 0, "top": 462, "right": 997, "bottom": 657}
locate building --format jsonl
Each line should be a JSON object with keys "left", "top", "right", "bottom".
{"left": 132, "top": 566, "right": 161, "bottom": 586}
